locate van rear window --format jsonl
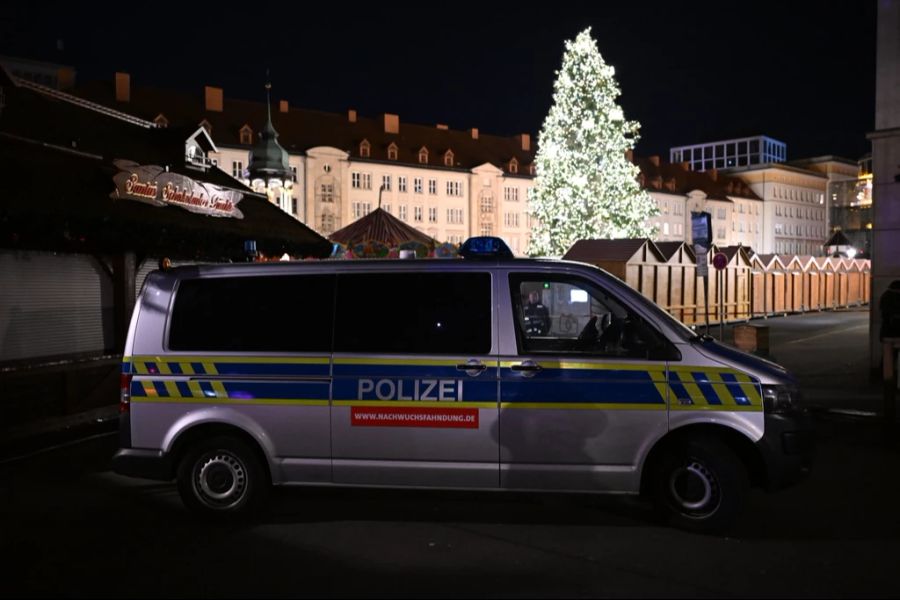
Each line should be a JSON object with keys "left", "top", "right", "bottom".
{"left": 168, "top": 275, "right": 335, "bottom": 352}
{"left": 334, "top": 272, "right": 491, "bottom": 355}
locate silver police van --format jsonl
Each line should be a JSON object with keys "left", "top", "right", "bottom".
{"left": 113, "top": 237, "right": 814, "bottom": 532}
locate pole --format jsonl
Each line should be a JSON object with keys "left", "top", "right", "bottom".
{"left": 719, "top": 268, "right": 725, "bottom": 341}
{"left": 704, "top": 274, "right": 710, "bottom": 336}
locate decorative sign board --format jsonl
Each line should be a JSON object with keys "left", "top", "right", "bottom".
{"left": 111, "top": 160, "right": 243, "bottom": 219}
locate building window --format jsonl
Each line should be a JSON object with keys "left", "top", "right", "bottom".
{"left": 352, "top": 172, "right": 360, "bottom": 189}
{"left": 508, "top": 158, "right": 519, "bottom": 174}
{"left": 359, "top": 139, "right": 371, "bottom": 158}
{"left": 231, "top": 161, "right": 243, "bottom": 178}
{"left": 154, "top": 114, "right": 169, "bottom": 128}
{"left": 240, "top": 125, "right": 253, "bottom": 145}
{"left": 362, "top": 173, "right": 372, "bottom": 190}
{"left": 481, "top": 193, "right": 494, "bottom": 213}
{"left": 504, "top": 187, "right": 519, "bottom": 202}
{"left": 290, "top": 166, "right": 298, "bottom": 183}
{"left": 383, "top": 204, "right": 391, "bottom": 214}
{"left": 504, "top": 212, "right": 520, "bottom": 227}
{"left": 428, "top": 179, "right": 437, "bottom": 195}
{"left": 320, "top": 183, "right": 334, "bottom": 203}
{"left": 447, "top": 208, "right": 463, "bottom": 224}
{"left": 387, "top": 143, "right": 398, "bottom": 161}
{"left": 414, "top": 206, "right": 423, "bottom": 222}
{"left": 675, "top": 223, "right": 683, "bottom": 235}
{"left": 399, "top": 176, "right": 408, "bottom": 193}
{"left": 446, "top": 181, "right": 462, "bottom": 197}
{"left": 481, "top": 223, "right": 493, "bottom": 236}
{"left": 352, "top": 202, "right": 372, "bottom": 219}
{"left": 320, "top": 214, "right": 335, "bottom": 234}
{"left": 444, "top": 150, "right": 454, "bottom": 167}
{"left": 382, "top": 175, "right": 391, "bottom": 191}
{"left": 418, "top": 147, "right": 429, "bottom": 164}
{"left": 414, "top": 178, "right": 423, "bottom": 194}
{"left": 716, "top": 208, "right": 726, "bottom": 220}
{"left": 663, "top": 223, "right": 670, "bottom": 235}
{"left": 429, "top": 207, "right": 438, "bottom": 223}
{"left": 399, "top": 206, "right": 407, "bottom": 221}
{"left": 717, "top": 227, "right": 725, "bottom": 239}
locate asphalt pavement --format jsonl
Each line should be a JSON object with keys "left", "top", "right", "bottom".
{"left": 1, "top": 308, "right": 899, "bottom": 598}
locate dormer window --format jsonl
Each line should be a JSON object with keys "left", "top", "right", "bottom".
{"left": 418, "top": 147, "right": 429, "bottom": 164}
{"left": 154, "top": 114, "right": 169, "bottom": 128}
{"left": 527, "top": 163, "right": 536, "bottom": 176}
{"left": 199, "top": 119, "right": 212, "bottom": 135}
{"left": 360, "top": 139, "right": 371, "bottom": 158}
{"left": 240, "top": 125, "right": 253, "bottom": 145}
{"left": 387, "top": 143, "right": 398, "bottom": 161}
{"left": 443, "top": 149, "right": 454, "bottom": 167}
{"left": 508, "top": 158, "right": 519, "bottom": 174}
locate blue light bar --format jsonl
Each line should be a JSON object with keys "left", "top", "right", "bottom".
{"left": 459, "top": 236, "right": 514, "bottom": 259}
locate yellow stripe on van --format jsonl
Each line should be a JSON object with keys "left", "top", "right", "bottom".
{"left": 187, "top": 381, "right": 205, "bottom": 398}
{"left": 500, "top": 402, "right": 665, "bottom": 411}
{"left": 131, "top": 397, "right": 329, "bottom": 407}
{"left": 678, "top": 371, "right": 713, "bottom": 406}
{"left": 130, "top": 355, "right": 330, "bottom": 365}
{"left": 334, "top": 357, "right": 465, "bottom": 367}
{"left": 210, "top": 380, "right": 228, "bottom": 398}
{"left": 141, "top": 381, "right": 158, "bottom": 397}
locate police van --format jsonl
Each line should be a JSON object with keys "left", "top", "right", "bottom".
{"left": 113, "top": 237, "right": 814, "bottom": 532}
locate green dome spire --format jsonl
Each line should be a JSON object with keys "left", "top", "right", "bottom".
{"left": 248, "top": 78, "right": 291, "bottom": 183}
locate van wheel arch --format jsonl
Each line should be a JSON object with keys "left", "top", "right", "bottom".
{"left": 169, "top": 423, "right": 273, "bottom": 486}
{"left": 640, "top": 423, "right": 766, "bottom": 496}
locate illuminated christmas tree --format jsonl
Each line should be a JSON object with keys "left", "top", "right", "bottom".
{"left": 528, "top": 28, "right": 657, "bottom": 257}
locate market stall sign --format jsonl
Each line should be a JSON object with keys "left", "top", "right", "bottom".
{"left": 110, "top": 160, "right": 244, "bottom": 219}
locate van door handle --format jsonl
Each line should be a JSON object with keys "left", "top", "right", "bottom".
{"left": 511, "top": 361, "right": 543, "bottom": 375}
{"left": 456, "top": 360, "right": 487, "bottom": 372}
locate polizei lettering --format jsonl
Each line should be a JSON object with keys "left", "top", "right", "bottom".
{"left": 357, "top": 379, "right": 464, "bottom": 401}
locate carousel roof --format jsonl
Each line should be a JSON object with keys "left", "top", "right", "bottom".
{"left": 329, "top": 207, "right": 436, "bottom": 247}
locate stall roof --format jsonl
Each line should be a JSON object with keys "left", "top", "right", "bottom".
{"left": 0, "top": 69, "right": 331, "bottom": 260}
{"left": 0, "top": 136, "right": 332, "bottom": 260}
{"left": 329, "top": 207, "right": 436, "bottom": 247}
{"left": 564, "top": 239, "right": 665, "bottom": 263}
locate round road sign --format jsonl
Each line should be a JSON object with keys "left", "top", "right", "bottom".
{"left": 712, "top": 252, "right": 728, "bottom": 271}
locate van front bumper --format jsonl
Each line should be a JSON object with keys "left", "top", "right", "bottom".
{"left": 756, "top": 411, "right": 816, "bottom": 490}
{"left": 112, "top": 448, "right": 174, "bottom": 481}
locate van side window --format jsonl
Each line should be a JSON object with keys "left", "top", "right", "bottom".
{"left": 335, "top": 273, "right": 491, "bottom": 354}
{"left": 509, "top": 275, "right": 668, "bottom": 359}
{"left": 168, "top": 275, "right": 335, "bottom": 352}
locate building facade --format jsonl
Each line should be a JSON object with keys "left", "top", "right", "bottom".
{"left": 78, "top": 77, "right": 538, "bottom": 254}
{"left": 670, "top": 135, "right": 787, "bottom": 171}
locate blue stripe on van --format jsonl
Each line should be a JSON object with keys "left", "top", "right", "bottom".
{"left": 691, "top": 372, "right": 723, "bottom": 405}
{"left": 720, "top": 372, "right": 752, "bottom": 406}
{"left": 667, "top": 371, "right": 693, "bottom": 405}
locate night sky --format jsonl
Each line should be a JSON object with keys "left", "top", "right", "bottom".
{"left": 1, "top": 1, "right": 877, "bottom": 161}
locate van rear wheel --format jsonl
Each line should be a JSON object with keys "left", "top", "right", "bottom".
{"left": 176, "top": 436, "right": 268, "bottom": 518}
{"left": 652, "top": 437, "right": 749, "bottom": 533}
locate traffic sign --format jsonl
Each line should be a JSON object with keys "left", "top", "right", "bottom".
{"left": 713, "top": 252, "right": 728, "bottom": 271}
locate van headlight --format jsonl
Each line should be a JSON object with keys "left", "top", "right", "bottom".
{"left": 761, "top": 384, "right": 801, "bottom": 414}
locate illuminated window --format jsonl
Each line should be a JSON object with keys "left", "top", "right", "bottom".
{"left": 240, "top": 125, "right": 253, "bottom": 145}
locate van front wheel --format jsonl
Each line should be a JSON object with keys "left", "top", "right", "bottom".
{"left": 176, "top": 436, "right": 268, "bottom": 518}
{"left": 652, "top": 437, "right": 749, "bottom": 533}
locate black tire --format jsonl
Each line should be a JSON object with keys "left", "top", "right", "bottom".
{"left": 651, "top": 436, "right": 749, "bottom": 534}
{"left": 176, "top": 435, "right": 269, "bottom": 519}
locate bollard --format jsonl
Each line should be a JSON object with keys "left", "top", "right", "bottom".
{"left": 734, "top": 324, "right": 769, "bottom": 356}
